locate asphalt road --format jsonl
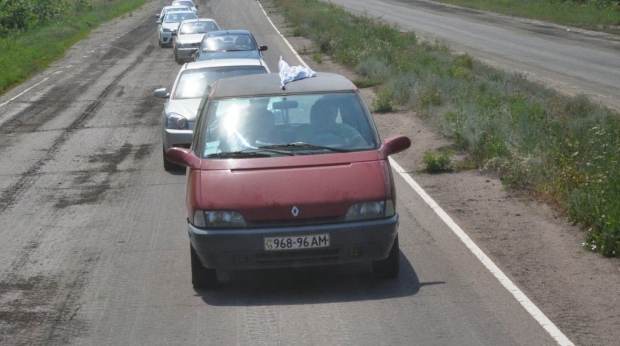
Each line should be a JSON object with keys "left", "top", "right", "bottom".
{"left": 0, "top": 0, "right": 603, "bottom": 344}
{"left": 329, "top": 0, "right": 620, "bottom": 110}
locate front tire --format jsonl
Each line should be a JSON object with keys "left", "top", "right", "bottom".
{"left": 190, "top": 244, "right": 217, "bottom": 289}
{"left": 372, "top": 235, "right": 400, "bottom": 279}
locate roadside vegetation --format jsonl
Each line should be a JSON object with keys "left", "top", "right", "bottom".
{"left": 0, "top": 0, "right": 148, "bottom": 94}
{"left": 429, "top": 0, "right": 620, "bottom": 34}
{"left": 272, "top": 0, "right": 620, "bottom": 257}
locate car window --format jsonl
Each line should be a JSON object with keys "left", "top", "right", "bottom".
{"left": 173, "top": 66, "right": 268, "bottom": 100}
{"left": 197, "top": 93, "right": 378, "bottom": 157}
{"left": 164, "top": 12, "right": 197, "bottom": 23}
{"left": 202, "top": 35, "right": 256, "bottom": 52}
{"left": 172, "top": 0, "right": 194, "bottom": 7}
{"left": 179, "top": 21, "right": 218, "bottom": 35}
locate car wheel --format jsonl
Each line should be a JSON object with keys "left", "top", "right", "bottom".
{"left": 190, "top": 244, "right": 217, "bottom": 289}
{"left": 372, "top": 235, "right": 400, "bottom": 279}
{"left": 174, "top": 50, "right": 182, "bottom": 64}
{"left": 158, "top": 39, "right": 162, "bottom": 48}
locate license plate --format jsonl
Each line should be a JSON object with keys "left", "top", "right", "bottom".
{"left": 264, "top": 234, "right": 330, "bottom": 251}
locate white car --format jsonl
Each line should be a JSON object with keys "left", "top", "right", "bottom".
{"left": 157, "top": 10, "right": 198, "bottom": 47}
{"left": 156, "top": 5, "right": 190, "bottom": 21}
{"left": 154, "top": 59, "right": 271, "bottom": 170}
{"left": 172, "top": 18, "right": 220, "bottom": 64}
{"left": 171, "top": 0, "right": 198, "bottom": 14}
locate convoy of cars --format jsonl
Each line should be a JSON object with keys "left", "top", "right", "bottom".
{"left": 154, "top": 2, "right": 410, "bottom": 289}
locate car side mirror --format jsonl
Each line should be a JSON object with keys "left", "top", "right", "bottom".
{"left": 153, "top": 88, "right": 170, "bottom": 98}
{"left": 156, "top": 20, "right": 162, "bottom": 24}
{"left": 259, "top": 45, "right": 268, "bottom": 51}
{"left": 166, "top": 147, "right": 200, "bottom": 168}
{"left": 171, "top": 31, "right": 177, "bottom": 37}
{"left": 379, "top": 136, "right": 411, "bottom": 157}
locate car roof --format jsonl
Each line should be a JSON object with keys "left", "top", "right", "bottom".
{"left": 172, "top": 0, "right": 194, "bottom": 4}
{"left": 162, "top": 5, "right": 189, "bottom": 11}
{"left": 209, "top": 73, "right": 357, "bottom": 99}
{"left": 206, "top": 30, "right": 251, "bottom": 37}
{"left": 183, "top": 59, "right": 267, "bottom": 71}
{"left": 180, "top": 18, "right": 217, "bottom": 24}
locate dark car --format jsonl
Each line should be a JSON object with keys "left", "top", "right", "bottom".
{"left": 193, "top": 30, "right": 267, "bottom": 62}
{"left": 166, "top": 72, "right": 411, "bottom": 288}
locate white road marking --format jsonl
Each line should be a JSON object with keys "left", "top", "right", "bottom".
{"left": 389, "top": 158, "right": 574, "bottom": 346}
{"left": 257, "top": 1, "right": 575, "bottom": 344}
{"left": 0, "top": 77, "right": 49, "bottom": 108}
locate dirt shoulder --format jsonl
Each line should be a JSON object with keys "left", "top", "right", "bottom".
{"left": 266, "top": 7, "right": 620, "bottom": 346}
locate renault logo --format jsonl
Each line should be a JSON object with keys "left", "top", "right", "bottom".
{"left": 291, "top": 206, "right": 299, "bottom": 217}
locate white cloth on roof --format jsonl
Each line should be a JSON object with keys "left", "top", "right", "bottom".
{"left": 278, "top": 57, "right": 316, "bottom": 88}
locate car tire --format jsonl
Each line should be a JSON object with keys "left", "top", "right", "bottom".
{"left": 174, "top": 50, "right": 182, "bottom": 64}
{"left": 190, "top": 244, "right": 217, "bottom": 289}
{"left": 372, "top": 235, "right": 400, "bottom": 279}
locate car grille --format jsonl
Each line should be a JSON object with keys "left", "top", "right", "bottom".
{"left": 246, "top": 216, "right": 344, "bottom": 228}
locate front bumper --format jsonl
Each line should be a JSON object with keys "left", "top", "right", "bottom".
{"left": 162, "top": 128, "right": 193, "bottom": 151}
{"left": 176, "top": 47, "right": 199, "bottom": 60}
{"left": 188, "top": 214, "right": 399, "bottom": 270}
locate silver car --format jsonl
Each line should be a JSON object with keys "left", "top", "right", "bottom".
{"left": 172, "top": 19, "right": 220, "bottom": 64}
{"left": 154, "top": 59, "right": 271, "bottom": 170}
{"left": 157, "top": 10, "right": 198, "bottom": 47}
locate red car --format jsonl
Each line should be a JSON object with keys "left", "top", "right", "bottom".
{"left": 167, "top": 72, "right": 411, "bottom": 288}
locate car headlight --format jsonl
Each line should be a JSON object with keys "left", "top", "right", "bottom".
{"left": 193, "top": 210, "right": 247, "bottom": 228}
{"left": 162, "top": 28, "right": 171, "bottom": 33}
{"left": 345, "top": 200, "right": 394, "bottom": 221}
{"left": 166, "top": 113, "right": 189, "bottom": 129}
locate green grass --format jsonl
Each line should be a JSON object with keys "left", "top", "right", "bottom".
{"left": 427, "top": 0, "right": 620, "bottom": 34}
{"left": 0, "top": 0, "right": 148, "bottom": 94}
{"left": 272, "top": 0, "right": 620, "bottom": 257}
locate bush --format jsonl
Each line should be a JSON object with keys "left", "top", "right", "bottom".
{"left": 423, "top": 149, "right": 453, "bottom": 173}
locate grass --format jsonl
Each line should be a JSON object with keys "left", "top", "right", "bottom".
{"left": 271, "top": 0, "right": 620, "bottom": 257}
{"left": 0, "top": 0, "right": 149, "bottom": 94}
{"left": 428, "top": 0, "right": 620, "bottom": 34}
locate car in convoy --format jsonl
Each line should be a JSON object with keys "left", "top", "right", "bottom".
{"left": 154, "top": 59, "right": 270, "bottom": 171}
{"left": 171, "top": 0, "right": 198, "bottom": 14}
{"left": 157, "top": 10, "right": 198, "bottom": 47}
{"left": 165, "top": 72, "right": 411, "bottom": 288}
{"left": 155, "top": 5, "right": 190, "bottom": 22}
{"left": 193, "top": 30, "right": 267, "bottom": 62}
{"left": 172, "top": 18, "right": 220, "bottom": 64}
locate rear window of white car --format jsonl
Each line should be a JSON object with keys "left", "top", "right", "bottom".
{"left": 173, "top": 66, "right": 267, "bottom": 100}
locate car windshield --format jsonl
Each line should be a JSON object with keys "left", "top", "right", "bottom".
{"left": 196, "top": 93, "right": 379, "bottom": 158}
{"left": 179, "top": 21, "right": 218, "bottom": 35}
{"left": 164, "top": 12, "right": 197, "bottom": 23}
{"left": 172, "top": 0, "right": 194, "bottom": 8}
{"left": 173, "top": 66, "right": 268, "bottom": 100}
{"left": 201, "top": 35, "right": 256, "bottom": 52}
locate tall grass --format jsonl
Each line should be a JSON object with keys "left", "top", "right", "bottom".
{"left": 0, "top": 0, "right": 149, "bottom": 94}
{"left": 430, "top": 0, "right": 620, "bottom": 34}
{"left": 272, "top": 0, "right": 620, "bottom": 257}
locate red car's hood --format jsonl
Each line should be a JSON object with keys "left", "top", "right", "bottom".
{"left": 192, "top": 151, "right": 390, "bottom": 221}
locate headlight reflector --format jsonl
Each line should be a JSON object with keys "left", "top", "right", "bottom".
{"left": 166, "top": 113, "right": 189, "bottom": 130}
{"left": 193, "top": 210, "right": 247, "bottom": 228}
{"left": 345, "top": 200, "right": 394, "bottom": 221}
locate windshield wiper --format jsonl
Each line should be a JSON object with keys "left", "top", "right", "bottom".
{"left": 206, "top": 151, "right": 271, "bottom": 158}
{"left": 258, "top": 142, "right": 351, "bottom": 153}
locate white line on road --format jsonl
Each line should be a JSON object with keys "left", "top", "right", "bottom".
{"left": 389, "top": 158, "right": 574, "bottom": 346}
{"left": 257, "top": 1, "right": 574, "bottom": 344}
{"left": 0, "top": 77, "right": 49, "bottom": 108}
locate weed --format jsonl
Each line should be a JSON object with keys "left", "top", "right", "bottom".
{"left": 423, "top": 149, "right": 453, "bottom": 173}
